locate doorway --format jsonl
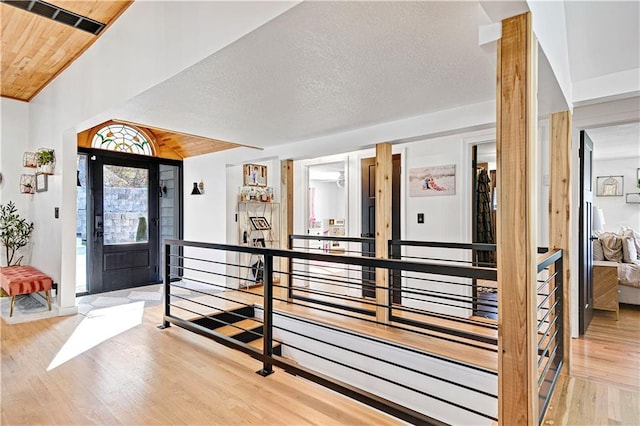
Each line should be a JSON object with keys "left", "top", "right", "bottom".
{"left": 77, "top": 149, "right": 182, "bottom": 295}
{"left": 361, "top": 154, "right": 401, "bottom": 303}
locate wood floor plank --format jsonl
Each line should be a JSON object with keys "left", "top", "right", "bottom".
{"left": 1, "top": 303, "right": 401, "bottom": 426}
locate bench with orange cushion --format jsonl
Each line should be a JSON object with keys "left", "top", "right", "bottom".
{"left": 0, "top": 265, "right": 52, "bottom": 317}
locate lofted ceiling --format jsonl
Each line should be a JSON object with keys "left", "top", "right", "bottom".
{"left": 0, "top": 0, "right": 132, "bottom": 101}
{"left": 77, "top": 119, "right": 248, "bottom": 160}
{"left": 586, "top": 121, "right": 640, "bottom": 161}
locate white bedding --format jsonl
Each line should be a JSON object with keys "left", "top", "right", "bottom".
{"left": 619, "top": 263, "right": 640, "bottom": 288}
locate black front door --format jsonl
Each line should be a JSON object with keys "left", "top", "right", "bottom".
{"left": 579, "top": 130, "right": 594, "bottom": 334}
{"left": 361, "top": 155, "right": 401, "bottom": 302}
{"left": 89, "top": 155, "right": 160, "bottom": 293}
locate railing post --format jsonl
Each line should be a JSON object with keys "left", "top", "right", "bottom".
{"left": 257, "top": 252, "right": 275, "bottom": 376}
{"left": 288, "top": 235, "right": 294, "bottom": 300}
{"left": 555, "top": 252, "right": 564, "bottom": 368}
{"left": 158, "top": 242, "right": 171, "bottom": 329}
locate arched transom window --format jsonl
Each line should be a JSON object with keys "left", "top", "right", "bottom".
{"left": 91, "top": 123, "right": 153, "bottom": 156}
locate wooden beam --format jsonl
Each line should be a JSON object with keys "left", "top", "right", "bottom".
{"left": 280, "top": 159, "right": 294, "bottom": 302}
{"left": 497, "top": 12, "right": 538, "bottom": 426}
{"left": 375, "top": 143, "right": 392, "bottom": 324}
{"left": 549, "top": 111, "right": 572, "bottom": 374}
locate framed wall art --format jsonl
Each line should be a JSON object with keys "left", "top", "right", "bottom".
{"left": 249, "top": 216, "right": 271, "bottom": 230}
{"left": 408, "top": 164, "right": 456, "bottom": 197}
{"left": 243, "top": 164, "right": 267, "bottom": 187}
{"left": 596, "top": 175, "right": 623, "bottom": 197}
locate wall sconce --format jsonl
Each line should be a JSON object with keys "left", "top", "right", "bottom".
{"left": 191, "top": 181, "right": 204, "bottom": 195}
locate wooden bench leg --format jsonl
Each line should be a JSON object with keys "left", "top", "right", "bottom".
{"left": 10, "top": 295, "right": 16, "bottom": 317}
{"left": 45, "top": 290, "right": 51, "bottom": 311}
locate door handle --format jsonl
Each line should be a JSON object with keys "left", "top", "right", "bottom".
{"left": 361, "top": 233, "right": 374, "bottom": 238}
{"left": 96, "top": 231, "right": 103, "bottom": 238}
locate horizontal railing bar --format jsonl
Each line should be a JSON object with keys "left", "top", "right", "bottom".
{"left": 537, "top": 344, "right": 559, "bottom": 388}
{"left": 537, "top": 286, "right": 559, "bottom": 310}
{"left": 272, "top": 323, "right": 497, "bottom": 398}
{"left": 391, "top": 305, "right": 498, "bottom": 330}
{"left": 537, "top": 249, "right": 563, "bottom": 273}
{"left": 291, "top": 234, "right": 375, "bottom": 243}
{"left": 290, "top": 246, "right": 373, "bottom": 256}
{"left": 390, "top": 314, "right": 497, "bottom": 346}
{"left": 290, "top": 293, "right": 376, "bottom": 316}
{"left": 536, "top": 315, "right": 558, "bottom": 353}
{"left": 274, "top": 295, "right": 496, "bottom": 352}
{"left": 276, "top": 340, "right": 497, "bottom": 421}
{"left": 390, "top": 240, "right": 497, "bottom": 251}
{"left": 267, "top": 353, "right": 449, "bottom": 426}
{"left": 165, "top": 239, "right": 498, "bottom": 280}
{"left": 538, "top": 358, "right": 563, "bottom": 425}
{"left": 538, "top": 329, "right": 559, "bottom": 368}
{"left": 401, "top": 293, "right": 496, "bottom": 311}
{"left": 537, "top": 271, "right": 559, "bottom": 293}
{"left": 169, "top": 278, "right": 261, "bottom": 306}
{"left": 537, "top": 300, "right": 559, "bottom": 330}
{"left": 271, "top": 309, "right": 497, "bottom": 375}
{"left": 400, "top": 274, "right": 477, "bottom": 288}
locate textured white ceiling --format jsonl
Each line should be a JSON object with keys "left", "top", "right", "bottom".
{"left": 565, "top": 1, "right": 640, "bottom": 83}
{"left": 115, "top": 1, "right": 494, "bottom": 149}
{"left": 587, "top": 121, "right": 640, "bottom": 160}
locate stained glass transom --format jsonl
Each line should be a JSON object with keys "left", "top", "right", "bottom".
{"left": 91, "top": 124, "right": 153, "bottom": 156}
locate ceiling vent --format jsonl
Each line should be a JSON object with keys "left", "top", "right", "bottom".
{"left": 1, "top": 0, "right": 106, "bottom": 35}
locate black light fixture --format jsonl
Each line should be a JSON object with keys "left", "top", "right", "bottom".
{"left": 191, "top": 182, "right": 201, "bottom": 195}
{"left": 77, "top": 170, "right": 81, "bottom": 187}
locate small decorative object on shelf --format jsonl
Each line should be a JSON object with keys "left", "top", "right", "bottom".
{"left": 35, "top": 174, "right": 48, "bottom": 193}
{"left": 626, "top": 193, "right": 640, "bottom": 204}
{"left": 19, "top": 174, "right": 35, "bottom": 194}
{"left": 23, "top": 152, "right": 37, "bottom": 168}
{"left": 36, "top": 147, "right": 56, "bottom": 175}
{"left": 238, "top": 185, "right": 274, "bottom": 202}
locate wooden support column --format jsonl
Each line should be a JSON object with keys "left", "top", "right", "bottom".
{"left": 549, "top": 111, "right": 572, "bottom": 374}
{"left": 375, "top": 143, "right": 392, "bottom": 324}
{"left": 497, "top": 12, "right": 538, "bottom": 426}
{"left": 280, "top": 159, "right": 293, "bottom": 302}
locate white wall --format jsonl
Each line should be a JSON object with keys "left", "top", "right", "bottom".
{"left": 593, "top": 157, "right": 640, "bottom": 232}
{"left": 20, "top": 1, "right": 297, "bottom": 314}
{"left": 0, "top": 98, "right": 30, "bottom": 213}
{"left": 309, "top": 181, "right": 345, "bottom": 225}
{"left": 0, "top": 98, "right": 32, "bottom": 266}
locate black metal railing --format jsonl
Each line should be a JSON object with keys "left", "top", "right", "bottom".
{"left": 160, "top": 239, "right": 498, "bottom": 425}
{"left": 535, "top": 249, "right": 564, "bottom": 424}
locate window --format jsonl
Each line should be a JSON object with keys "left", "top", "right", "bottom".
{"left": 91, "top": 124, "right": 153, "bottom": 156}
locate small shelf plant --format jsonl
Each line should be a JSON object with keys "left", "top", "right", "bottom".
{"left": 36, "top": 147, "right": 56, "bottom": 175}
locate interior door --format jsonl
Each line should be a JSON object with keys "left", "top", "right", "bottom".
{"left": 361, "top": 155, "right": 401, "bottom": 302}
{"left": 579, "top": 130, "right": 594, "bottom": 334}
{"left": 89, "top": 156, "right": 160, "bottom": 293}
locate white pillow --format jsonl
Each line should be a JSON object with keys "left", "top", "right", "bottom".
{"left": 600, "top": 233, "right": 623, "bottom": 262}
{"left": 622, "top": 236, "right": 640, "bottom": 264}
{"left": 593, "top": 239, "right": 605, "bottom": 261}
{"left": 621, "top": 228, "right": 640, "bottom": 260}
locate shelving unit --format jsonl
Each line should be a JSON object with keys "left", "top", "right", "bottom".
{"left": 237, "top": 201, "right": 279, "bottom": 288}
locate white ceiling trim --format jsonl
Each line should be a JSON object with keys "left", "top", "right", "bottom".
{"left": 572, "top": 68, "right": 640, "bottom": 107}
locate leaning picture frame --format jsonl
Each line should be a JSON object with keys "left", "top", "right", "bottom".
{"left": 243, "top": 164, "right": 267, "bottom": 187}
{"left": 36, "top": 173, "right": 48, "bottom": 193}
{"left": 596, "top": 175, "right": 623, "bottom": 196}
{"left": 249, "top": 216, "right": 271, "bottom": 230}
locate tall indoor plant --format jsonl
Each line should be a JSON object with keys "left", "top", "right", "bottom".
{"left": 0, "top": 201, "right": 34, "bottom": 266}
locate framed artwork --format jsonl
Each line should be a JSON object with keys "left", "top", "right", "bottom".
{"left": 36, "top": 173, "right": 48, "bottom": 192}
{"left": 596, "top": 175, "right": 623, "bottom": 196}
{"left": 243, "top": 164, "right": 267, "bottom": 187}
{"left": 23, "top": 152, "right": 37, "bottom": 168}
{"left": 408, "top": 164, "right": 456, "bottom": 197}
{"left": 249, "top": 216, "right": 271, "bottom": 230}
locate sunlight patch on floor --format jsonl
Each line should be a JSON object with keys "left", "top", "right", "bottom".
{"left": 47, "top": 301, "right": 144, "bottom": 371}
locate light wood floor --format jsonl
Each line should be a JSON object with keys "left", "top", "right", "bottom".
{"left": 1, "top": 304, "right": 401, "bottom": 425}
{"left": 2, "top": 299, "right": 638, "bottom": 425}
{"left": 542, "top": 306, "right": 640, "bottom": 425}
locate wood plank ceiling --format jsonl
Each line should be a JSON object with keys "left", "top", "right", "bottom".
{"left": 1, "top": 0, "right": 133, "bottom": 101}
{"left": 2, "top": 1, "right": 249, "bottom": 158}
{"left": 77, "top": 120, "right": 249, "bottom": 160}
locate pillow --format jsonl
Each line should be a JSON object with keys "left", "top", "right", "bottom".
{"left": 593, "top": 239, "right": 605, "bottom": 261}
{"left": 600, "top": 233, "right": 623, "bottom": 262}
{"left": 621, "top": 228, "right": 640, "bottom": 259}
{"left": 622, "top": 237, "right": 640, "bottom": 264}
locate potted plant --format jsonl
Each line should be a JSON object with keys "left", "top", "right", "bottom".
{"left": 36, "top": 148, "right": 56, "bottom": 175}
{"left": 0, "top": 201, "right": 34, "bottom": 266}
